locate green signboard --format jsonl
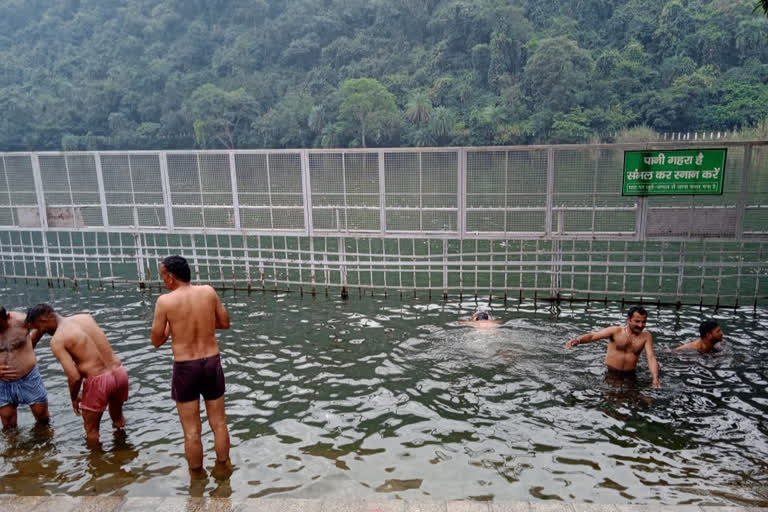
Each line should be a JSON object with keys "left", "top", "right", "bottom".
{"left": 623, "top": 149, "right": 727, "bottom": 196}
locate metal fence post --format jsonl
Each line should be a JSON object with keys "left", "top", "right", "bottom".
{"left": 546, "top": 147, "right": 554, "bottom": 236}
{"left": 228, "top": 152, "right": 241, "bottom": 231}
{"left": 301, "top": 150, "right": 316, "bottom": 289}
{"left": 378, "top": 150, "right": 386, "bottom": 235}
{"left": 457, "top": 148, "right": 466, "bottom": 239}
{"left": 300, "top": 149, "right": 313, "bottom": 237}
{"left": 734, "top": 143, "right": 752, "bottom": 239}
{"left": 94, "top": 153, "right": 110, "bottom": 229}
{"left": 30, "top": 154, "right": 52, "bottom": 279}
{"left": 158, "top": 152, "right": 174, "bottom": 231}
{"left": 635, "top": 196, "right": 648, "bottom": 241}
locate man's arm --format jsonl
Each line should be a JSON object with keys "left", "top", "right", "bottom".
{"left": 644, "top": 334, "right": 661, "bottom": 388}
{"left": 213, "top": 288, "right": 230, "bottom": 330}
{"left": 50, "top": 338, "right": 84, "bottom": 416}
{"left": 150, "top": 297, "right": 170, "bottom": 348}
{"left": 565, "top": 326, "right": 620, "bottom": 349}
{"left": 28, "top": 328, "right": 44, "bottom": 349}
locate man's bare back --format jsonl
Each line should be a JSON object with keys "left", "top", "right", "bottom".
{"left": 151, "top": 283, "right": 228, "bottom": 361}
{"left": 25, "top": 304, "right": 128, "bottom": 440}
{"left": 49, "top": 314, "right": 122, "bottom": 378}
{"left": 151, "top": 255, "right": 231, "bottom": 477}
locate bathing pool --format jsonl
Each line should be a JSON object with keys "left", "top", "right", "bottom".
{"left": 0, "top": 284, "right": 766, "bottom": 505}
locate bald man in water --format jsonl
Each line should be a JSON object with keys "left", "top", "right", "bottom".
{"left": 25, "top": 304, "right": 128, "bottom": 441}
{"left": 0, "top": 307, "right": 50, "bottom": 428}
{"left": 458, "top": 311, "right": 502, "bottom": 329}
{"left": 565, "top": 306, "right": 661, "bottom": 388}
{"left": 151, "top": 255, "right": 231, "bottom": 478}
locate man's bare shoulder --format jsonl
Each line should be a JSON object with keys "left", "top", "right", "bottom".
{"left": 674, "top": 339, "right": 699, "bottom": 351}
{"left": 195, "top": 283, "right": 218, "bottom": 294}
{"left": 8, "top": 311, "right": 26, "bottom": 324}
{"left": 603, "top": 325, "right": 624, "bottom": 335}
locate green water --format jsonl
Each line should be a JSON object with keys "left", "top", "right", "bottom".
{"left": 0, "top": 284, "right": 766, "bottom": 504}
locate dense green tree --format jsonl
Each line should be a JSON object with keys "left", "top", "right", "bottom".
{"left": 182, "top": 84, "right": 259, "bottom": 148}
{"left": 1, "top": 0, "right": 767, "bottom": 150}
{"left": 338, "top": 78, "right": 399, "bottom": 148}
{"left": 522, "top": 37, "right": 594, "bottom": 115}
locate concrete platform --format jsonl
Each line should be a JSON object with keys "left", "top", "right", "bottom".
{"left": 0, "top": 497, "right": 766, "bottom": 512}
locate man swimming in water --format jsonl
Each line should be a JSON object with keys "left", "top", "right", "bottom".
{"left": 674, "top": 319, "right": 723, "bottom": 353}
{"left": 25, "top": 304, "right": 128, "bottom": 441}
{"left": 458, "top": 311, "right": 502, "bottom": 329}
{"left": 0, "top": 307, "right": 50, "bottom": 428}
{"left": 150, "top": 255, "right": 231, "bottom": 478}
{"left": 565, "top": 306, "right": 661, "bottom": 388}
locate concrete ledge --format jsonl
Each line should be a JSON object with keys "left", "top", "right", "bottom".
{"left": 0, "top": 497, "right": 766, "bottom": 512}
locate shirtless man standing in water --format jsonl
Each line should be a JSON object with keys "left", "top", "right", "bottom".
{"left": 0, "top": 307, "right": 49, "bottom": 428}
{"left": 25, "top": 304, "right": 128, "bottom": 442}
{"left": 565, "top": 306, "right": 661, "bottom": 388}
{"left": 151, "top": 255, "right": 231, "bottom": 478}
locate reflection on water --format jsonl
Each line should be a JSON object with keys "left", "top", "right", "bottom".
{"left": 0, "top": 284, "right": 766, "bottom": 505}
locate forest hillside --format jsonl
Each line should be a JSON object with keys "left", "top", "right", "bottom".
{"left": 1, "top": 0, "right": 767, "bottom": 150}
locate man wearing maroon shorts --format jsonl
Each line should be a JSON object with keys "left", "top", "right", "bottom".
{"left": 25, "top": 304, "right": 128, "bottom": 442}
{"left": 151, "top": 255, "right": 231, "bottom": 478}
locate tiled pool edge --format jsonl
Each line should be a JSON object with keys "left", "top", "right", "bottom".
{"left": 1, "top": 496, "right": 766, "bottom": 512}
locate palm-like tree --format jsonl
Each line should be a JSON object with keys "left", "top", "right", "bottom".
{"left": 757, "top": 0, "right": 768, "bottom": 16}
{"left": 405, "top": 91, "right": 432, "bottom": 124}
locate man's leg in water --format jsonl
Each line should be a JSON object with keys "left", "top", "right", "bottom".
{"left": 204, "top": 395, "right": 230, "bottom": 465}
{"left": 29, "top": 402, "right": 50, "bottom": 425}
{"left": 176, "top": 399, "right": 205, "bottom": 476}
{"left": 0, "top": 404, "right": 18, "bottom": 428}
{"left": 82, "top": 409, "right": 104, "bottom": 443}
{"left": 108, "top": 395, "right": 126, "bottom": 429}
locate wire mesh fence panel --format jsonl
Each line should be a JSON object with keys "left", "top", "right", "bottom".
{"left": 0, "top": 144, "right": 765, "bottom": 306}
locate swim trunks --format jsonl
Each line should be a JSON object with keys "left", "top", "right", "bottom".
{"left": 605, "top": 367, "right": 637, "bottom": 386}
{"left": 171, "top": 354, "right": 225, "bottom": 403}
{"left": 80, "top": 365, "right": 129, "bottom": 412}
{"left": 0, "top": 365, "right": 48, "bottom": 408}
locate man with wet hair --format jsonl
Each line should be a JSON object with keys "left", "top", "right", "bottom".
{"left": 674, "top": 319, "right": 724, "bottom": 353}
{"left": 151, "top": 255, "right": 231, "bottom": 478}
{"left": 25, "top": 304, "right": 128, "bottom": 441}
{"left": 565, "top": 306, "right": 661, "bottom": 388}
{"left": 0, "top": 306, "right": 49, "bottom": 428}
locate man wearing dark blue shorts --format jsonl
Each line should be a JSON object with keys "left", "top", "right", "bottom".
{"left": 0, "top": 307, "right": 49, "bottom": 428}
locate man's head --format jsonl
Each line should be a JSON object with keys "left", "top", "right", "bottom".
{"left": 626, "top": 306, "right": 648, "bottom": 334}
{"left": 159, "top": 255, "right": 191, "bottom": 289}
{"left": 699, "top": 319, "right": 723, "bottom": 344}
{"left": 472, "top": 311, "right": 489, "bottom": 321}
{"left": 25, "top": 303, "right": 57, "bottom": 334}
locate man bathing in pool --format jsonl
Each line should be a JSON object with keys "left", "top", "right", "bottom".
{"left": 564, "top": 306, "right": 661, "bottom": 388}
{"left": 151, "top": 255, "right": 231, "bottom": 478}
{"left": 0, "top": 307, "right": 50, "bottom": 429}
{"left": 25, "top": 304, "right": 128, "bottom": 441}
{"left": 674, "top": 319, "right": 724, "bottom": 353}
{"left": 458, "top": 311, "right": 502, "bottom": 329}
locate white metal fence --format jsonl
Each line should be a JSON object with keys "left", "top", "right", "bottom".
{"left": 0, "top": 142, "right": 766, "bottom": 306}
